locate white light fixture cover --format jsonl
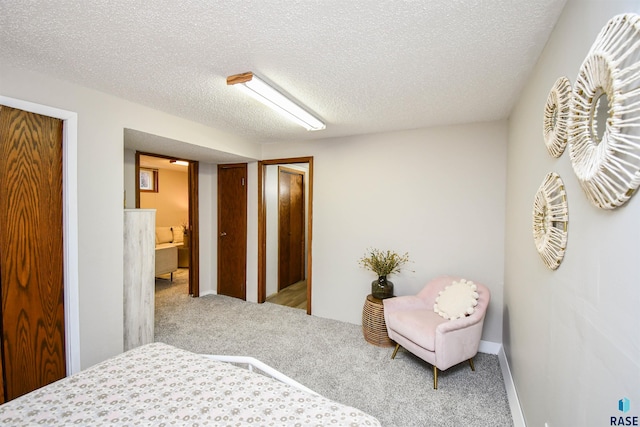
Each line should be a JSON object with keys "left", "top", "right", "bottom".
{"left": 227, "top": 72, "right": 325, "bottom": 131}
{"left": 170, "top": 160, "right": 189, "bottom": 166}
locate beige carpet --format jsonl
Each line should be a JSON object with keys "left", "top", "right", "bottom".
{"left": 154, "top": 270, "right": 513, "bottom": 427}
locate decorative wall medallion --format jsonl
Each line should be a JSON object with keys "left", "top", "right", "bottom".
{"left": 533, "top": 172, "right": 568, "bottom": 270}
{"left": 543, "top": 76, "right": 571, "bottom": 157}
{"left": 568, "top": 13, "right": 640, "bottom": 209}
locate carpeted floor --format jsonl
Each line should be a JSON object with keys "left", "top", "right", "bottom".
{"left": 155, "top": 269, "right": 514, "bottom": 427}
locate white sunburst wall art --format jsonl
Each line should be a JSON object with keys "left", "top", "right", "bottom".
{"left": 543, "top": 76, "right": 572, "bottom": 158}
{"left": 569, "top": 13, "right": 640, "bottom": 209}
{"left": 532, "top": 172, "right": 569, "bottom": 270}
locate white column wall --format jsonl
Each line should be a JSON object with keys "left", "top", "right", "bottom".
{"left": 198, "top": 162, "right": 217, "bottom": 297}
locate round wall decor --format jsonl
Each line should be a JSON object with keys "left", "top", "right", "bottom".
{"left": 532, "top": 172, "right": 568, "bottom": 270}
{"left": 568, "top": 13, "right": 640, "bottom": 209}
{"left": 543, "top": 76, "right": 571, "bottom": 158}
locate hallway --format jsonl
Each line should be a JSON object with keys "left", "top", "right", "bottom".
{"left": 265, "top": 281, "right": 306, "bottom": 310}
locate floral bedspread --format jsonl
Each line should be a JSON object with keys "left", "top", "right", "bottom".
{"left": 0, "top": 342, "right": 380, "bottom": 426}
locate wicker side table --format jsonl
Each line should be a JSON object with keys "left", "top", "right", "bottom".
{"left": 362, "top": 294, "right": 394, "bottom": 347}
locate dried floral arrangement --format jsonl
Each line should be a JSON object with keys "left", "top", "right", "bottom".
{"left": 358, "top": 248, "right": 411, "bottom": 277}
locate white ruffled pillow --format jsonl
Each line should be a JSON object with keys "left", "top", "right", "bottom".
{"left": 433, "top": 279, "right": 479, "bottom": 320}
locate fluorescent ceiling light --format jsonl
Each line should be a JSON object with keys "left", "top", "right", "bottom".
{"left": 170, "top": 159, "right": 189, "bottom": 166}
{"left": 227, "top": 72, "right": 325, "bottom": 131}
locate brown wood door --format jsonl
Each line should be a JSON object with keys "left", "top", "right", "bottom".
{"left": 278, "top": 167, "right": 305, "bottom": 290}
{"left": 0, "top": 106, "right": 66, "bottom": 402}
{"left": 217, "top": 164, "right": 247, "bottom": 300}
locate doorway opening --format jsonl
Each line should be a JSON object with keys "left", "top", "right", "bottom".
{"left": 136, "top": 152, "right": 199, "bottom": 298}
{"left": 258, "top": 157, "right": 313, "bottom": 314}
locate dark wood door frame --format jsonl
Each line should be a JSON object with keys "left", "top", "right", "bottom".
{"left": 258, "top": 157, "right": 313, "bottom": 315}
{"left": 135, "top": 152, "right": 199, "bottom": 296}
{"left": 187, "top": 162, "right": 199, "bottom": 297}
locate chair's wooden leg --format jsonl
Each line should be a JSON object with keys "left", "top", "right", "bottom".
{"left": 469, "top": 358, "right": 475, "bottom": 371}
{"left": 391, "top": 343, "right": 400, "bottom": 359}
{"left": 433, "top": 366, "right": 438, "bottom": 389}
{"left": 170, "top": 272, "right": 173, "bottom": 282}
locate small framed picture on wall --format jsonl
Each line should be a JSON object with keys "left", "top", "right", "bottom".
{"left": 140, "top": 168, "right": 158, "bottom": 192}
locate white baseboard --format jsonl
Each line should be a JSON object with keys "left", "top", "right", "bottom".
{"left": 478, "top": 341, "right": 525, "bottom": 426}
{"left": 497, "top": 345, "right": 526, "bottom": 427}
{"left": 478, "top": 340, "right": 501, "bottom": 354}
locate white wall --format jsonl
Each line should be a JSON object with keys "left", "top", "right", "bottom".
{"left": 198, "top": 163, "right": 217, "bottom": 296}
{"left": 124, "top": 148, "right": 136, "bottom": 208}
{"left": 0, "top": 64, "right": 260, "bottom": 369}
{"left": 505, "top": 2, "right": 640, "bottom": 426}
{"left": 246, "top": 162, "right": 259, "bottom": 303}
{"left": 266, "top": 164, "right": 279, "bottom": 297}
{"left": 262, "top": 122, "right": 507, "bottom": 343}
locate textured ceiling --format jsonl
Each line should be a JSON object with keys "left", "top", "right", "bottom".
{"left": 0, "top": 0, "right": 566, "bottom": 148}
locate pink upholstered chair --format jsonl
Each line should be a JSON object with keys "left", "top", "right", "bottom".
{"left": 383, "top": 275, "right": 490, "bottom": 389}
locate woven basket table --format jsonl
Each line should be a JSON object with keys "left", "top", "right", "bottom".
{"left": 362, "top": 294, "right": 394, "bottom": 347}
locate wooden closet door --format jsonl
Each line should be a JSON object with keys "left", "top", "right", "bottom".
{"left": 278, "top": 167, "right": 305, "bottom": 290}
{"left": 0, "top": 106, "right": 66, "bottom": 402}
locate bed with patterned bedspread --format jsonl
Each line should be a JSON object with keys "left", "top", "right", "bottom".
{"left": 0, "top": 342, "right": 380, "bottom": 426}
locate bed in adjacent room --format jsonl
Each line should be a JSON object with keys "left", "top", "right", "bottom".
{"left": 0, "top": 342, "right": 380, "bottom": 426}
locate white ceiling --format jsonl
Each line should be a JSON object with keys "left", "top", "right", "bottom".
{"left": 0, "top": 1, "right": 566, "bottom": 152}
